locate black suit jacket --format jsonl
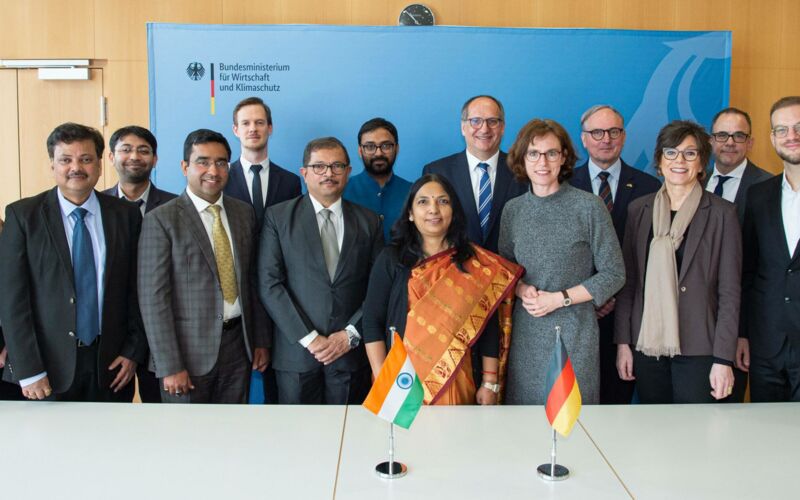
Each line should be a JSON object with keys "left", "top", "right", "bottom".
{"left": 705, "top": 160, "right": 774, "bottom": 224}
{"left": 423, "top": 151, "right": 527, "bottom": 252}
{"left": 0, "top": 188, "right": 146, "bottom": 393}
{"left": 258, "top": 195, "right": 383, "bottom": 373}
{"left": 741, "top": 175, "right": 800, "bottom": 358}
{"left": 570, "top": 160, "right": 662, "bottom": 244}
{"left": 224, "top": 159, "right": 302, "bottom": 227}
{"left": 103, "top": 182, "right": 177, "bottom": 213}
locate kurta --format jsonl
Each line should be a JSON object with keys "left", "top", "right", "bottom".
{"left": 498, "top": 183, "right": 625, "bottom": 404}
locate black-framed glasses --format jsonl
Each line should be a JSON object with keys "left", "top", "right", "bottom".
{"left": 360, "top": 142, "right": 396, "bottom": 154}
{"left": 115, "top": 145, "right": 154, "bottom": 156}
{"left": 192, "top": 159, "right": 229, "bottom": 169}
{"left": 525, "top": 149, "right": 562, "bottom": 162}
{"left": 308, "top": 162, "right": 347, "bottom": 175}
{"left": 771, "top": 123, "right": 800, "bottom": 138}
{"left": 662, "top": 148, "right": 699, "bottom": 161}
{"left": 711, "top": 131, "right": 750, "bottom": 143}
{"left": 583, "top": 128, "right": 624, "bottom": 141}
{"left": 463, "top": 117, "right": 503, "bottom": 129}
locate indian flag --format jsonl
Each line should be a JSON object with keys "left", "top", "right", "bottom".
{"left": 363, "top": 332, "right": 423, "bottom": 429}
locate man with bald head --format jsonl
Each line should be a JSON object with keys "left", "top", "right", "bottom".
{"left": 570, "top": 104, "right": 661, "bottom": 404}
{"left": 423, "top": 95, "right": 527, "bottom": 253}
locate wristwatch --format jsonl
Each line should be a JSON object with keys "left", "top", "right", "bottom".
{"left": 482, "top": 381, "right": 500, "bottom": 394}
{"left": 345, "top": 325, "right": 361, "bottom": 349}
{"left": 560, "top": 290, "right": 572, "bottom": 307}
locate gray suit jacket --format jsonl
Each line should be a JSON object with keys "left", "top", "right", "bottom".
{"left": 614, "top": 190, "right": 742, "bottom": 361}
{"left": 138, "top": 192, "right": 268, "bottom": 378}
{"left": 258, "top": 195, "right": 383, "bottom": 373}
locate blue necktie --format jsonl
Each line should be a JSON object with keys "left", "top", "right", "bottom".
{"left": 70, "top": 208, "right": 99, "bottom": 346}
{"left": 250, "top": 164, "right": 265, "bottom": 224}
{"left": 477, "top": 162, "right": 492, "bottom": 241}
{"left": 713, "top": 175, "right": 732, "bottom": 197}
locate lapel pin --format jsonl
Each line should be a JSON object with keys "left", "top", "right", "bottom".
{"left": 626, "top": 183, "right": 634, "bottom": 188}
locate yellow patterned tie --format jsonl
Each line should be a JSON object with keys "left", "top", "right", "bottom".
{"left": 207, "top": 204, "right": 238, "bottom": 304}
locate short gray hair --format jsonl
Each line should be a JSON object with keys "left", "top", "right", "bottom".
{"left": 580, "top": 104, "right": 625, "bottom": 128}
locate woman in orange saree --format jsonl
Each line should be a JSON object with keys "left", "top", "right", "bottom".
{"left": 363, "top": 174, "right": 522, "bottom": 405}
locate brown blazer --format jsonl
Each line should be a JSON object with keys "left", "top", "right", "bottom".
{"left": 614, "top": 190, "right": 742, "bottom": 361}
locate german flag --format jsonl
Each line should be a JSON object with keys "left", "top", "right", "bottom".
{"left": 544, "top": 333, "right": 582, "bottom": 437}
{"left": 210, "top": 63, "right": 216, "bottom": 115}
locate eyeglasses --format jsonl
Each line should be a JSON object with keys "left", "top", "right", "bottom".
{"left": 711, "top": 131, "right": 750, "bottom": 143}
{"left": 771, "top": 123, "right": 800, "bottom": 138}
{"left": 360, "top": 142, "right": 396, "bottom": 154}
{"left": 308, "top": 162, "right": 347, "bottom": 175}
{"left": 115, "top": 145, "right": 154, "bottom": 156}
{"left": 463, "top": 117, "right": 504, "bottom": 129}
{"left": 583, "top": 128, "right": 624, "bottom": 141}
{"left": 525, "top": 149, "right": 562, "bottom": 162}
{"left": 192, "top": 159, "right": 229, "bottom": 169}
{"left": 662, "top": 148, "right": 699, "bottom": 161}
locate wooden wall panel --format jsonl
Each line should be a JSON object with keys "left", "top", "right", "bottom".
{"left": 457, "top": 0, "right": 533, "bottom": 28}
{"left": 0, "top": 0, "right": 95, "bottom": 58}
{"left": 536, "top": 0, "right": 606, "bottom": 28}
{"left": 94, "top": 0, "right": 223, "bottom": 61}
{"left": 17, "top": 69, "right": 105, "bottom": 198}
{"left": 0, "top": 70, "right": 21, "bottom": 214}
{"left": 222, "top": 0, "right": 282, "bottom": 24}
{"left": 606, "top": 0, "right": 675, "bottom": 30}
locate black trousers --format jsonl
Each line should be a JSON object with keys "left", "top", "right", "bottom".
{"left": 161, "top": 321, "right": 250, "bottom": 404}
{"left": 135, "top": 363, "right": 162, "bottom": 403}
{"left": 634, "top": 352, "right": 718, "bottom": 404}
{"left": 0, "top": 378, "right": 24, "bottom": 400}
{"left": 276, "top": 364, "right": 371, "bottom": 405}
{"left": 599, "top": 313, "right": 635, "bottom": 404}
{"left": 52, "top": 342, "right": 132, "bottom": 402}
{"left": 750, "top": 337, "right": 800, "bottom": 402}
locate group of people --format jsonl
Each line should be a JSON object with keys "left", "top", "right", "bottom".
{"left": 0, "top": 94, "right": 798, "bottom": 407}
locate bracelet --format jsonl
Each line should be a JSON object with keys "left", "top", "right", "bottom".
{"left": 482, "top": 370, "right": 497, "bottom": 375}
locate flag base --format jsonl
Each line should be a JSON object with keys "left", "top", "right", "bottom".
{"left": 537, "top": 463, "right": 570, "bottom": 481}
{"left": 375, "top": 461, "right": 408, "bottom": 479}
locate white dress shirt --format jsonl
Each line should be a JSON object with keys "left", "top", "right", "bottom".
{"left": 588, "top": 158, "right": 622, "bottom": 201}
{"left": 239, "top": 156, "right": 270, "bottom": 208}
{"left": 20, "top": 190, "right": 107, "bottom": 388}
{"left": 298, "top": 195, "right": 359, "bottom": 348}
{"left": 466, "top": 150, "right": 500, "bottom": 210}
{"left": 116, "top": 181, "right": 151, "bottom": 216}
{"left": 782, "top": 174, "right": 800, "bottom": 257}
{"left": 706, "top": 159, "right": 747, "bottom": 203}
{"left": 185, "top": 189, "right": 242, "bottom": 320}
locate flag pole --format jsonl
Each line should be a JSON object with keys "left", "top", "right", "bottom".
{"left": 537, "top": 326, "right": 570, "bottom": 481}
{"left": 375, "top": 326, "right": 408, "bottom": 479}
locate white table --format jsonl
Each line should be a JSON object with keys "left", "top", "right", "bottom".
{"left": 335, "top": 405, "right": 630, "bottom": 499}
{"left": 579, "top": 403, "right": 800, "bottom": 499}
{"left": 0, "top": 402, "right": 346, "bottom": 500}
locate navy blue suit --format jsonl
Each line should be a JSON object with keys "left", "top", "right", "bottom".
{"left": 104, "top": 182, "right": 177, "bottom": 403}
{"left": 225, "top": 159, "right": 301, "bottom": 404}
{"left": 570, "top": 160, "right": 661, "bottom": 404}
{"left": 423, "top": 151, "right": 527, "bottom": 253}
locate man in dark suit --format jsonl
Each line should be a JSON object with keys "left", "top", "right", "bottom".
{"left": 423, "top": 95, "right": 527, "bottom": 253}
{"left": 258, "top": 137, "right": 383, "bottom": 404}
{"left": 103, "top": 125, "right": 177, "bottom": 403}
{"left": 570, "top": 104, "right": 661, "bottom": 404}
{"left": 225, "top": 96, "right": 301, "bottom": 404}
{"left": 0, "top": 217, "right": 23, "bottom": 400}
{"left": 138, "top": 129, "right": 269, "bottom": 404}
{"left": 0, "top": 122, "right": 145, "bottom": 401}
{"left": 705, "top": 108, "right": 773, "bottom": 402}
{"left": 741, "top": 96, "right": 800, "bottom": 402}
{"left": 706, "top": 107, "right": 773, "bottom": 224}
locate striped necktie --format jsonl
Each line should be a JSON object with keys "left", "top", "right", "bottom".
{"left": 477, "top": 162, "right": 492, "bottom": 240}
{"left": 598, "top": 171, "right": 613, "bottom": 212}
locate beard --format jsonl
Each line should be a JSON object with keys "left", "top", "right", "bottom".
{"left": 363, "top": 155, "right": 395, "bottom": 177}
{"left": 119, "top": 162, "right": 153, "bottom": 184}
{"left": 777, "top": 147, "right": 800, "bottom": 166}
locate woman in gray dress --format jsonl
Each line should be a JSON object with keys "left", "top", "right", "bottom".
{"left": 499, "top": 119, "right": 625, "bottom": 404}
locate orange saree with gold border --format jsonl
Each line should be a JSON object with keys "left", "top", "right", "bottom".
{"left": 403, "top": 245, "right": 522, "bottom": 405}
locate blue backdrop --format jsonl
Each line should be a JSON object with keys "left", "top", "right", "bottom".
{"left": 148, "top": 24, "right": 731, "bottom": 193}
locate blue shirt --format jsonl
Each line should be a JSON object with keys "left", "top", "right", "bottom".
{"left": 344, "top": 171, "right": 412, "bottom": 242}
{"left": 588, "top": 158, "right": 622, "bottom": 201}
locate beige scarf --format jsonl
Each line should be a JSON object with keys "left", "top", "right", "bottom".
{"left": 636, "top": 182, "right": 703, "bottom": 357}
